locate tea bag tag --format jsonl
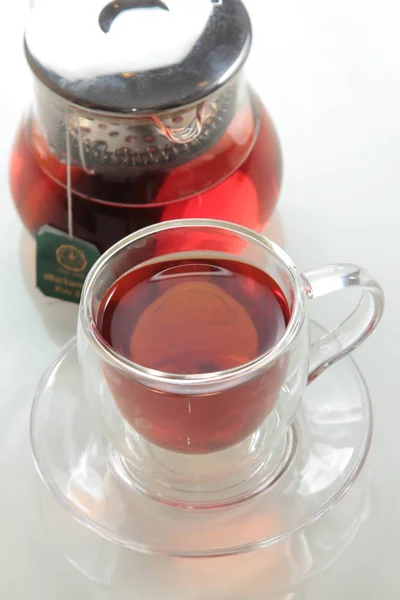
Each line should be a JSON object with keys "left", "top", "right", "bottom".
{"left": 36, "top": 226, "right": 100, "bottom": 304}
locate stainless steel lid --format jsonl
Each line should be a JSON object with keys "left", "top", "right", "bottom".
{"left": 25, "top": 0, "right": 252, "bottom": 115}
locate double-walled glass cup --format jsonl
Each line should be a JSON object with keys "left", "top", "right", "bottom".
{"left": 78, "top": 220, "right": 383, "bottom": 509}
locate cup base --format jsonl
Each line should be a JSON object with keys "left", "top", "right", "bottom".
{"left": 31, "top": 321, "right": 372, "bottom": 557}
{"left": 107, "top": 423, "right": 296, "bottom": 509}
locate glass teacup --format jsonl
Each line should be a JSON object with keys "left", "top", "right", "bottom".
{"left": 77, "top": 219, "right": 384, "bottom": 508}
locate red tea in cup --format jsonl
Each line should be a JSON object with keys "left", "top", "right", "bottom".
{"left": 97, "top": 257, "right": 290, "bottom": 453}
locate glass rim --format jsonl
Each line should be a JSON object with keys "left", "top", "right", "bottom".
{"left": 80, "top": 219, "right": 306, "bottom": 387}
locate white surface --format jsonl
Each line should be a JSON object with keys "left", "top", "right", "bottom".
{"left": 0, "top": 0, "right": 398, "bottom": 597}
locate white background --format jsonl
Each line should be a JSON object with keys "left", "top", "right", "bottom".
{"left": 0, "top": 0, "right": 399, "bottom": 597}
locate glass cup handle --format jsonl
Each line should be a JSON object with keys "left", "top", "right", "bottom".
{"left": 302, "top": 264, "right": 384, "bottom": 383}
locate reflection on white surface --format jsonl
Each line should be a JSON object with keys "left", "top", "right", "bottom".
{"left": 262, "top": 210, "right": 285, "bottom": 248}
{"left": 67, "top": 453, "right": 106, "bottom": 517}
{"left": 311, "top": 403, "right": 362, "bottom": 426}
{"left": 298, "top": 445, "right": 354, "bottom": 496}
{"left": 36, "top": 469, "right": 370, "bottom": 600}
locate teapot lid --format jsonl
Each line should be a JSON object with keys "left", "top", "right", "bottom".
{"left": 25, "top": 0, "right": 252, "bottom": 115}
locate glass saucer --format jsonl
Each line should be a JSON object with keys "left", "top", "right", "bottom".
{"left": 31, "top": 321, "right": 372, "bottom": 558}
{"left": 36, "top": 470, "right": 371, "bottom": 599}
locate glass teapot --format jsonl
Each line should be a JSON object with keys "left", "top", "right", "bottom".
{"left": 10, "top": 0, "right": 282, "bottom": 253}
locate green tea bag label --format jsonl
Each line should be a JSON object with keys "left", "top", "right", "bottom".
{"left": 36, "top": 226, "right": 100, "bottom": 304}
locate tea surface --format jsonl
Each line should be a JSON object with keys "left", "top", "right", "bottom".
{"left": 97, "top": 257, "right": 290, "bottom": 374}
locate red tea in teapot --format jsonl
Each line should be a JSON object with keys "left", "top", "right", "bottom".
{"left": 10, "top": 100, "right": 281, "bottom": 253}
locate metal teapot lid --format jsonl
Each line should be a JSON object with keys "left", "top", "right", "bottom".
{"left": 25, "top": 0, "right": 252, "bottom": 115}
